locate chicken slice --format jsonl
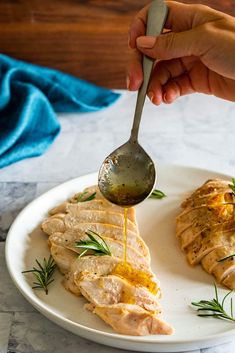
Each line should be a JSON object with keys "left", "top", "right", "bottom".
{"left": 201, "top": 246, "right": 232, "bottom": 273}
{"left": 41, "top": 215, "right": 66, "bottom": 236}
{"left": 62, "top": 255, "right": 120, "bottom": 297}
{"left": 177, "top": 223, "right": 206, "bottom": 250}
{"left": 48, "top": 221, "right": 148, "bottom": 258}
{"left": 70, "top": 255, "right": 120, "bottom": 276}
{"left": 75, "top": 222, "right": 147, "bottom": 256}
{"left": 222, "top": 271, "right": 235, "bottom": 290}
{"left": 186, "top": 229, "right": 235, "bottom": 265}
{"left": 181, "top": 179, "right": 231, "bottom": 209}
{"left": 49, "top": 202, "right": 68, "bottom": 215}
{"left": 179, "top": 222, "right": 235, "bottom": 251}
{"left": 69, "top": 185, "right": 104, "bottom": 202}
{"left": 212, "top": 258, "right": 235, "bottom": 283}
{"left": 63, "top": 255, "right": 155, "bottom": 294}
{"left": 66, "top": 201, "right": 136, "bottom": 223}
{"left": 77, "top": 274, "right": 161, "bottom": 312}
{"left": 49, "top": 184, "right": 136, "bottom": 219}
{"left": 93, "top": 304, "right": 173, "bottom": 336}
{"left": 63, "top": 210, "right": 137, "bottom": 233}
{"left": 43, "top": 210, "right": 137, "bottom": 236}
{"left": 49, "top": 232, "right": 150, "bottom": 269}
{"left": 50, "top": 243, "right": 77, "bottom": 274}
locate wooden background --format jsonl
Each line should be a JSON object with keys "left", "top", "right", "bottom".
{"left": 0, "top": 0, "right": 234, "bottom": 88}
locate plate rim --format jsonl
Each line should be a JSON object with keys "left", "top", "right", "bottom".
{"left": 5, "top": 164, "right": 235, "bottom": 350}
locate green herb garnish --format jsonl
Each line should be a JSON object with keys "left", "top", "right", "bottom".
{"left": 218, "top": 254, "right": 235, "bottom": 262}
{"left": 149, "top": 189, "right": 166, "bottom": 199}
{"left": 229, "top": 179, "right": 235, "bottom": 196}
{"left": 75, "top": 230, "right": 111, "bottom": 257}
{"left": 191, "top": 283, "right": 235, "bottom": 322}
{"left": 22, "top": 255, "right": 56, "bottom": 295}
{"left": 77, "top": 191, "right": 96, "bottom": 202}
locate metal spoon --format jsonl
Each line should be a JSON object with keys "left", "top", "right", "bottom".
{"left": 98, "top": 0, "right": 168, "bottom": 207}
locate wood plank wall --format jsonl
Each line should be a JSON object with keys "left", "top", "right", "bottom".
{"left": 0, "top": 1, "right": 234, "bottom": 88}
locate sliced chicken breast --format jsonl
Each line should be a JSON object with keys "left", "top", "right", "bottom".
{"left": 177, "top": 179, "right": 235, "bottom": 290}
{"left": 41, "top": 185, "right": 173, "bottom": 335}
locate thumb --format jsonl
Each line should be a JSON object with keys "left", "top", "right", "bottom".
{"left": 136, "top": 30, "right": 203, "bottom": 60}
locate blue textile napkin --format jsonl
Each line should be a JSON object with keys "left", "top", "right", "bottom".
{"left": 0, "top": 54, "right": 120, "bottom": 168}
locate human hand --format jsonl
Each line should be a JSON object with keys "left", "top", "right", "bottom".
{"left": 127, "top": 1, "right": 235, "bottom": 104}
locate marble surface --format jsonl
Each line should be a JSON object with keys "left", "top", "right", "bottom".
{"left": 1, "top": 90, "right": 235, "bottom": 353}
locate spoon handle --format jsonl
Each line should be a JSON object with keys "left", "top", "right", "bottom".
{"left": 130, "top": 0, "right": 168, "bottom": 143}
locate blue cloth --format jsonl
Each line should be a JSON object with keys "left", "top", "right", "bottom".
{"left": 0, "top": 54, "right": 120, "bottom": 168}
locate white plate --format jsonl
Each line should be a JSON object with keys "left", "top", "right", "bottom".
{"left": 5, "top": 165, "right": 235, "bottom": 352}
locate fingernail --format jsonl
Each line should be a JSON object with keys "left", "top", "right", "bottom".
{"left": 137, "top": 36, "right": 155, "bottom": 48}
{"left": 149, "top": 91, "right": 154, "bottom": 103}
{"left": 126, "top": 75, "right": 130, "bottom": 90}
{"left": 163, "top": 92, "right": 167, "bottom": 103}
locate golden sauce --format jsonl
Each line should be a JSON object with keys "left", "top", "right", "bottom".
{"left": 123, "top": 207, "right": 128, "bottom": 262}
{"left": 107, "top": 184, "right": 149, "bottom": 207}
{"left": 111, "top": 262, "right": 158, "bottom": 295}
{"left": 107, "top": 185, "right": 158, "bottom": 296}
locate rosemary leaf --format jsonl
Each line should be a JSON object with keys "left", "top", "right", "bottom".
{"left": 22, "top": 255, "right": 56, "bottom": 295}
{"left": 191, "top": 283, "right": 235, "bottom": 322}
{"left": 229, "top": 178, "right": 235, "bottom": 195}
{"left": 78, "top": 249, "right": 89, "bottom": 258}
{"left": 77, "top": 191, "right": 96, "bottom": 202}
{"left": 149, "top": 189, "right": 166, "bottom": 199}
{"left": 218, "top": 254, "right": 235, "bottom": 262}
{"left": 75, "top": 230, "right": 111, "bottom": 257}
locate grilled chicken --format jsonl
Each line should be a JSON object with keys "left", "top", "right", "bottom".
{"left": 41, "top": 185, "right": 173, "bottom": 336}
{"left": 93, "top": 304, "right": 173, "bottom": 336}
{"left": 176, "top": 179, "right": 235, "bottom": 289}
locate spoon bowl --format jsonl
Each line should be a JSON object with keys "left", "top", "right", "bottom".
{"left": 98, "top": 140, "right": 156, "bottom": 206}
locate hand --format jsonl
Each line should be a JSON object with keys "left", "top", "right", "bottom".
{"left": 127, "top": 1, "right": 235, "bottom": 104}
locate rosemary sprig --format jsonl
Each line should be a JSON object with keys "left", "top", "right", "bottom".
{"left": 22, "top": 255, "right": 56, "bottom": 295}
{"left": 218, "top": 254, "right": 235, "bottom": 262}
{"left": 229, "top": 178, "right": 235, "bottom": 196}
{"left": 77, "top": 191, "right": 96, "bottom": 202}
{"left": 191, "top": 283, "right": 235, "bottom": 322}
{"left": 149, "top": 189, "right": 166, "bottom": 199}
{"left": 75, "top": 230, "right": 112, "bottom": 257}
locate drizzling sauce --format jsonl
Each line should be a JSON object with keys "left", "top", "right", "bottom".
{"left": 123, "top": 207, "right": 128, "bottom": 262}
{"left": 111, "top": 262, "right": 158, "bottom": 295}
{"left": 104, "top": 184, "right": 158, "bottom": 295}
{"left": 111, "top": 206, "right": 158, "bottom": 295}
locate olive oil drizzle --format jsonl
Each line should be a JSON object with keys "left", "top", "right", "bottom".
{"left": 110, "top": 206, "right": 158, "bottom": 296}
{"left": 123, "top": 207, "right": 128, "bottom": 263}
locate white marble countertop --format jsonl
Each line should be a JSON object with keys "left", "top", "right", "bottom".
{"left": 1, "top": 90, "right": 235, "bottom": 353}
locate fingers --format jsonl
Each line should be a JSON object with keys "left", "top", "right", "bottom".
{"left": 147, "top": 57, "right": 197, "bottom": 104}
{"left": 163, "top": 75, "right": 196, "bottom": 103}
{"left": 149, "top": 73, "right": 196, "bottom": 105}
{"left": 165, "top": 1, "right": 221, "bottom": 31}
{"left": 127, "top": 0, "right": 212, "bottom": 91}
{"left": 127, "top": 15, "right": 199, "bottom": 91}
{"left": 147, "top": 58, "right": 187, "bottom": 104}
{"left": 129, "top": 0, "right": 220, "bottom": 48}
{"left": 136, "top": 29, "right": 204, "bottom": 61}
{"left": 126, "top": 49, "right": 143, "bottom": 91}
